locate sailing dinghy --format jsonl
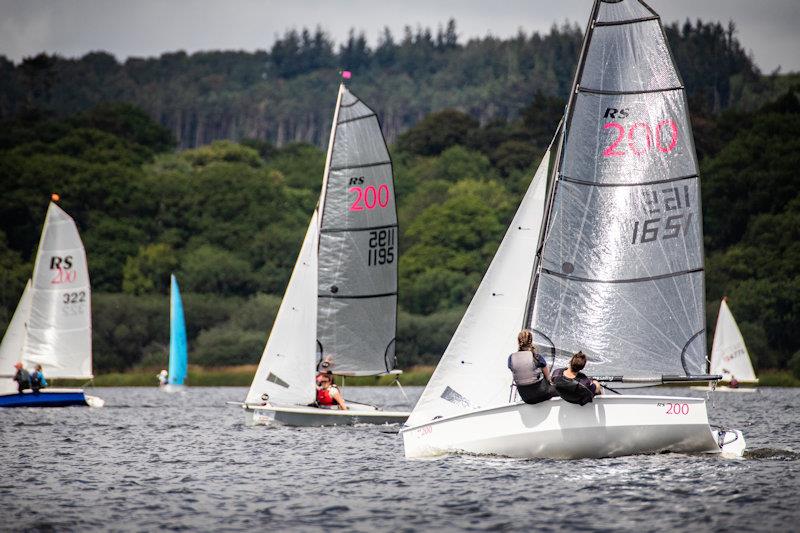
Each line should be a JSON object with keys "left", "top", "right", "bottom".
{"left": 693, "top": 298, "right": 758, "bottom": 392}
{"left": 0, "top": 200, "right": 103, "bottom": 408}
{"left": 163, "top": 274, "right": 188, "bottom": 393}
{"left": 401, "top": 0, "right": 744, "bottom": 459}
{"left": 242, "top": 79, "right": 409, "bottom": 426}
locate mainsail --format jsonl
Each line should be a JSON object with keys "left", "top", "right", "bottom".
{"left": 317, "top": 84, "right": 398, "bottom": 376}
{"left": 168, "top": 274, "right": 188, "bottom": 386}
{"left": 24, "top": 202, "right": 93, "bottom": 379}
{"left": 406, "top": 149, "right": 552, "bottom": 425}
{"left": 528, "top": 0, "right": 706, "bottom": 377}
{"left": 710, "top": 299, "right": 757, "bottom": 383}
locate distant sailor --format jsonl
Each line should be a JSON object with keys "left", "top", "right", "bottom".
{"left": 30, "top": 364, "right": 47, "bottom": 393}
{"left": 552, "top": 351, "right": 602, "bottom": 405}
{"left": 507, "top": 329, "right": 555, "bottom": 405}
{"left": 12, "top": 362, "right": 31, "bottom": 394}
{"left": 729, "top": 375, "right": 740, "bottom": 389}
{"left": 315, "top": 372, "right": 347, "bottom": 410}
{"left": 157, "top": 369, "right": 168, "bottom": 387}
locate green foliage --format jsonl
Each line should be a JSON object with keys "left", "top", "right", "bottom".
{"left": 192, "top": 325, "right": 265, "bottom": 366}
{"left": 180, "top": 245, "right": 255, "bottom": 295}
{"left": 122, "top": 243, "right": 177, "bottom": 295}
{"left": 397, "top": 110, "right": 479, "bottom": 156}
{"left": 181, "top": 140, "right": 262, "bottom": 168}
{"left": 790, "top": 351, "right": 800, "bottom": 380}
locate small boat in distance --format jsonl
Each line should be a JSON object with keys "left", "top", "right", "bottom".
{"left": 693, "top": 298, "right": 758, "bottom": 392}
{"left": 163, "top": 274, "right": 188, "bottom": 393}
{"left": 0, "top": 198, "right": 103, "bottom": 408}
{"left": 401, "top": 0, "right": 744, "bottom": 459}
{"left": 241, "top": 75, "right": 409, "bottom": 426}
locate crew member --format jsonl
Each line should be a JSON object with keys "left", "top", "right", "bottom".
{"left": 13, "top": 362, "right": 31, "bottom": 394}
{"left": 315, "top": 372, "right": 347, "bottom": 410}
{"left": 508, "top": 329, "right": 555, "bottom": 404}
{"left": 552, "top": 351, "right": 602, "bottom": 405}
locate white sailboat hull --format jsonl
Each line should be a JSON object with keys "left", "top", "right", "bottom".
{"left": 162, "top": 384, "right": 186, "bottom": 394}
{"left": 243, "top": 402, "right": 409, "bottom": 427}
{"left": 401, "top": 395, "right": 745, "bottom": 459}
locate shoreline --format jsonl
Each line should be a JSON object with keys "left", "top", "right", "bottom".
{"left": 49, "top": 366, "right": 799, "bottom": 388}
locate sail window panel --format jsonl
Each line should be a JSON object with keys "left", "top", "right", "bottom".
{"left": 338, "top": 100, "right": 374, "bottom": 123}
{"left": 532, "top": 270, "right": 706, "bottom": 377}
{"left": 580, "top": 20, "right": 679, "bottom": 92}
{"left": 330, "top": 117, "right": 389, "bottom": 170}
{"left": 596, "top": 0, "right": 654, "bottom": 24}
{"left": 318, "top": 228, "right": 397, "bottom": 297}
{"left": 563, "top": 90, "right": 696, "bottom": 184}
{"left": 317, "top": 295, "right": 396, "bottom": 374}
{"left": 541, "top": 177, "right": 702, "bottom": 281}
{"left": 321, "top": 164, "right": 396, "bottom": 230}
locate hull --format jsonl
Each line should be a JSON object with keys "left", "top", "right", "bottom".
{"left": 244, "top": 402, "right": 409, "bottom": 427}
{"left": 0, "top": 388, "right": 93, "bottom": 408}
{"left": 162, "top": 384, "right": 186, "bottom": 393}
{"left": 401, "top": 395, "right": 745, "bottom": 459}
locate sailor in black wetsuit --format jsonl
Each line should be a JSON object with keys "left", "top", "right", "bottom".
{"left": 12, "top": 362, "right": 31, "bottom": 393}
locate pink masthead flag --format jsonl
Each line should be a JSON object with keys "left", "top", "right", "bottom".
{"left": 342, "top": 71, "right": 352, "bottom": 80}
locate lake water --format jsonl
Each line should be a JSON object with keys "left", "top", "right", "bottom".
{"left": 1, "top": 386, "right": 798, "bottom": 531}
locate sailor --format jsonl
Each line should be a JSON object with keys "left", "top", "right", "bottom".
{"left": 157, "top": 369, "right": 168, "bottom": 387}
{"left": 12, "top": 362, "right": 31, "bottom": 394}
{"left": 552, "top": 351, "right": 602, "bottom": 405}
{"left": 507, "top": 329, "right": 555, "bottom": 405}
{"left": 30, "top": 364, "right": 47, "bottom": 393}
{"left": 315, "top": 372, "right": 348, "bottom": 410}
{"left": 729, "top": 375, "right": 740, "bottom": 389}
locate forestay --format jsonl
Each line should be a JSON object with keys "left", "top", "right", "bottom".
{"left": 317, "top": 85, "right": 398, "bottom": 376}
{"left": 528, "top": 0, "right": 706, "bottom": 377}
{"left": 24, "top": 203, "right": 93, "bottom": 379}
{"left": 246, "top": 213, "right": 319, "bottom": 406}
{"left": 168, "top": 274, "right": 188, "bottom": 386}
{"left": 406, "top": 149, "right": 551, "bottom": 426}
{"left": 710, "top": 299, "right": 756, "bottom": 382}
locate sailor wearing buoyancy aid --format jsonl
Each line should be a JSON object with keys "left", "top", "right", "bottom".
{"left": 315, "top": 372, "right": 348, "bottom": 410}
{"left": 552, "top": 351, "right": 603, "bottom": 406}
{"left": 508, "top": 330, "right": 555, "bottom": 405}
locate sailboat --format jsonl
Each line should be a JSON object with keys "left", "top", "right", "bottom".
{"left": 401, "top": 0, "right": 745, "bottom": 459}
{"left": 0, "top": 198, "right": 103, "bottom": 407}
{"left": 693, "top": 298, "right": 758, "bottom": 392}
{"left": 241, "top": 76, "right": 410, "bottom": 426}
{"left": 163, "top": 274, "right": 188, "bottom": 392}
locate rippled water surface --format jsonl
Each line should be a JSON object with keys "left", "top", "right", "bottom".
{"left": 1, "top": 386, "right": 798, "bottom": 531}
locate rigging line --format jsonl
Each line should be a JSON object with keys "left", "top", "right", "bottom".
{"left": 329, "top": 160, "right": 391, "bottom": 172}
{"left": 593, "top": 15, "right": 659, "bottom": 27}
{"left": 540, "top": 267, "right": 702, "bottom": 284}
{"left": 321, "top": 223, "right": 398, "bottom": 233}
{"left": 337, "top": 113, "right": 377, "bottom": 125}
{"left": 577, "top": 86, "right": 683, "bottom": 96}
{"left": 560, "top": 174, "right": 698, "bottom": 188}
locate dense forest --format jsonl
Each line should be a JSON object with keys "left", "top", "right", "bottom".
{"left": 1, "top": 19, "right": 799, "bottom": 375}
{"left": 0, "top": 20, "right": 781, "bottom": 149}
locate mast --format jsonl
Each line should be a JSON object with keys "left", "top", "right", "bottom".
{"left": 317, "top": 82, "right": 346, "bottom": 228}
{"left": 523, "top": 0, "right": 602, "bottom": 328}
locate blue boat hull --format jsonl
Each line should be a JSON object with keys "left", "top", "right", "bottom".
{"left": 0, "top": 389, "right": 88, "bottom": 408}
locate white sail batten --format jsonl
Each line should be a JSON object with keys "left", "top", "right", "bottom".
{"left": 407, "top": 150, "right": 551, "bottom": 426}
{"left": 528, "top": 0, "right": 707, "bottom": 377}
{"left": 24, "top": 203, "right": 93, "bottom": 379}
{"left": 317, "top": 85, "right": 398, "bottom": 375}
{"left": 0, "top": 280, "right": 32, "bottom": 393}
{"left": 710, "top": 299, "right": 757, "bottom": 383}
{"left": 246, "top": 212, "right": 319, "bottom": 406}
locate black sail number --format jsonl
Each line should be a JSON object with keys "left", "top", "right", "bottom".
{"left": 63, "top": 291, "right": 87, "bottom": 304}
{"left": 368, "top": 228, "right": 396, "bottom": 266}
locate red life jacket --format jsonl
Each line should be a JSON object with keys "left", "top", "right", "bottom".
{"left": 316, "top": 387, "right": 336, "bottom": 406}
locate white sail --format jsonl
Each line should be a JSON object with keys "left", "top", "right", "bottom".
{"left": 407, "top": 149, "right": 551, "bottom": 426}
{"left": 0, "top": 280, "right": 32, "bottom": 394}
{"left": 246, "top": 212, "right": 319, "bottom": 406}
{"left": 25, "top": 202, "right": 92, "bottom": 379}
{"left": 710, "top": 299, "right": 757, "bottom": 383}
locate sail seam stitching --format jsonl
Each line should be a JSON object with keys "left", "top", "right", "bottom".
{"left": 561, "top": 174, "right": 698, "bottom": 187}
{"left": 321, "top": 223, "right": 398, "bottom": 233}
{"left": 318, "top": 291, "right": 397, "bottom": 299}
{"left": 541, "top": 267, "right": 703, "bottom": 284}
{"left": 337, "top": 113, "right": 377, "bottom": 125}
{"left": 329, "top": 160, "right": 391, "bottom": 172}
{"left": 339, "top": 100, "right": 361, "bottom": 108}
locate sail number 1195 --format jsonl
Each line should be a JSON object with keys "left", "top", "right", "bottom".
{"left": 368, "top": 228, "right": 395, "bottom": 266}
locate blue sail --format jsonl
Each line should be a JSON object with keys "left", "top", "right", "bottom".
{"left": 168, "top": 274, "right": 188, "bottom": 385}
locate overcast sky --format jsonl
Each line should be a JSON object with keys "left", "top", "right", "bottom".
{"left": 1, "top": 0, "right": 798, "bottom": 73}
